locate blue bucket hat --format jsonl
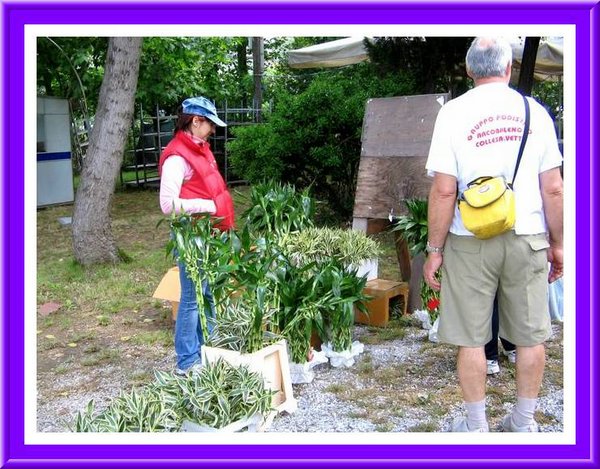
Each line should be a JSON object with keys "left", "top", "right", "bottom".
{"left": 182, "top": 96, "right": 227, "bottom": 127}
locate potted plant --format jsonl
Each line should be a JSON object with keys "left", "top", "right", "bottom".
{"left": 157, "top": 359, "right": 275, "bottom": 432}
{"left": 391, "top": 198, "right": 440, "bottom": 325}
{"left": 72, "top": 359, "right": 274, "bottom": 433}
{"left": 201, "top": 270, "right": 297, "bottom": 415}
{"left": 282, "top": 226, "right": 381, "bottom": 280}
{"left": 240, "top": 180, "right": 315, "bottom": 240}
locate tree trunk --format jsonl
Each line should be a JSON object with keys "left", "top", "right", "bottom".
{"left": 72, "top": 37, "right": 143, "bottom": 265}
{"left": 252, "top": 37, "right": 264, "bottom": 122}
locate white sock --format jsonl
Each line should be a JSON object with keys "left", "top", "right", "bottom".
{"left": 465, "top": 399, "right": 487, "bottom": 430}
{"left": 512, "top": 396, "right": 537, "bottom": 427}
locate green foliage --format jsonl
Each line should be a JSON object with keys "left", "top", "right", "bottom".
{"left": 73, "top": 388, "right": 179, "bottom": 432}
{"left": 207, "top": 292, "right": 280, "bottom": 354}
{"left": 365, "top": 37, "right": 472, "bottom": 96}
{"left": 167, "top": 213, "right": 238, "bottom": 342}
{"left": 318, "top": 264, "right": 369, "bottom": 352}
{"left": 283, "top": 227, "right": 380, "bottom": 268}
{"left": 73, "top": 359, "right": 274, "bottom": 432}
{"left": 240, "top": 181, "right": 315, "bottom": 239}
{"left": 37, "top": 37, "right": 107, "bottom": 112}
{"left": 137, "top": 37, "right": 251, "bottom": 113}
{"left": 37, "top": 36, "right": 253, "bottom": 117}
{"left": 228, "top": 63, "right": 417, "bottom": 221}
{"left": 532, "top": 80, "right": 563, "bottom": 136}
{"left": 391, "top": 199, "right": 429, "bottom": 256}
{"left": 226, "top": 125, "right": 285, "bottom": 183}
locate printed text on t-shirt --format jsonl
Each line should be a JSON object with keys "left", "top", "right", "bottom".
{"left": 466, "top": 114, "right": 527, "bottom": 148}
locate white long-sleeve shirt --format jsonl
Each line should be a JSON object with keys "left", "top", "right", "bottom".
{"left": 159, "top": 154, "right": 217, "bottom": 216}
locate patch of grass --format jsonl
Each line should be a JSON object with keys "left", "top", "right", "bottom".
{"left": 83, "top": 344, "right": 101, "bottom": 354}
{"left": 377, "top": 327, "right": 407, "bottom": 342}
{"left": 38, "top": 341, "right": 62, "bottom": 351}
{"left": 407, "top": 422, "right": 438, "bottom": 432}
{"left": 96, "top": 315, "right": 110, "bottom": 326}
{"left": 534, "top": 411, "right": 560, "bottom": 427}
{"left": 128, "top": 370, "right": 155, "bottom": 388}
{"left": 81, "top": 348, "right": 121, "bottom": 367}
{"left": 347, "top": 410, "right": 369, "bottom": 419}
{"left": 38, "top": 312, "right": 73, "bottom": 331}
{"left": 375, "top": 422, "right": 395, "bottom": 432}
{"left": 324, "top": 383, "right": 346, "bottom": 395}
{"left": 131, "top": 330, "right": 172, "bottom": 347}
{"left": 54, "top": 360, "right": 73, "bottom": 375}
{"left": 487, "top": 385, "right": 515, "bottom": 404}
{"left": 362, "top": 323, "right": 406, "bottom": 345}
{"left": 69, "top": 331, "right": 97, "bottom": 343}
{"left": 356, "top": 355, "right": 375, "bottom": 376}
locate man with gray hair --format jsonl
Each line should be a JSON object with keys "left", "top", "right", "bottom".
{"left": 423, "top": 37, "right": 563, "bottom": 432}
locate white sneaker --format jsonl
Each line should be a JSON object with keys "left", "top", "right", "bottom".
{"left": 175, "top": 361, "right": 203, "bottom": 376}
{"left": 504, "top": 350, "right": 517, "bottom": 363}
{"left": 500, "top": 414, "right": 539, "bottom": 432}
{"left": 451, "top": 416, "right": 489, "bottom": 432}
{"left": 486, "top": 359, "right": 500, "bottom": 375}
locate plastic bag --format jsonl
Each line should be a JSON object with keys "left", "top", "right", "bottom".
{"left": 548, "top": 277, "right": 564, "bottom": 322}
{"left": 414, "top": 309, "right": 432, "bottom": 330}
{"left": 322, "top": 341, "right": 364, "bottom": 368}
{"left": 428, "top": 317, "right": 440, "bottom": 343}
{"left": 289, "top": 350, "right": 328, "bottom": 384}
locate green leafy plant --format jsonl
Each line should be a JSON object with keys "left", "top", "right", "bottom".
{"left": 206, "top": 291, "right": 280, "bottom": 354}
{"left": 166, "top": 213, "right": 241, "bottom": 342}
{"left": 155, "top": 359, "right": 275, "bottom": 430}
{"left": 391, "top": 198, "right": 440, "bottom": 323}
{"left": 73, "top": 359, "right": 274, "bottom": 432}
{"left": 228, "top": 64, "right": 417, "bottom": 220}
{"left": 391, "top": 199, "right": 429, "bottom": 256}
{"left": 283, "top": 226, "right": 380, "bottom": 268}
{"left": 240, "top": 180, "right": 315, "bottom": 240}
{"left": 317, "top": 263, "right": 370, "bottom": 352}
{"left": 72, "top": 387, "right": 180, "bottom": 432}
{"left": 269, "top": 258, "right": 325, "bottom": 363}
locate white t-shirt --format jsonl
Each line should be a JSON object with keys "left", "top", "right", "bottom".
{"left": 426, "top": 82, "right": 563, "bottom": 236}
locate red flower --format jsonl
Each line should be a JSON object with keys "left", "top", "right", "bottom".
{"left": 427, "top": 297, "right": 440, "bottom": 312}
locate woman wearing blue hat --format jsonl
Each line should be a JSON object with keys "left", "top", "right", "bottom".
{"left": 159, "top": 96, "right": 234, "bottom": 374}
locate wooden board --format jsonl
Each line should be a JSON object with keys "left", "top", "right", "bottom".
{"left": 361, "top": 94, "right": 448, "bottom": 158}
{"left": 353, "top": 155, "right": 432, "bottom": 219}
{"left": 353, "top": 93, "right": 449, "bottom": 222}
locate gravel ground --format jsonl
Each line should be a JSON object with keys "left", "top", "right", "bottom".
{"left": 268, "top": 323, "right": 564, "bottom": 433}
{"left": 38, "top": 320, "right": 563, "bottom": 433}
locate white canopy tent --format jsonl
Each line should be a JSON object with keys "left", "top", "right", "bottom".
{"left": 509, "top": 37, "right": 563, "bottom": 82}
{"left": 288, "top": 37, "right": 563, "bottom": 81}
{"left": 287, "top": 37, "right": 372, "bottom": 69}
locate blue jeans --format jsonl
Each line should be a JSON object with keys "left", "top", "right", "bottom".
{"left": 175, "top": 257, "right": 215, "bottom": 371}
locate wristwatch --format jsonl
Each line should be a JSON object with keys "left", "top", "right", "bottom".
{"left": 426, "top": 241, "right": 444, "bottom": 254}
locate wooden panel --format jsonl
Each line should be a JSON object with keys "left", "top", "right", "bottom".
{"left": 353, "top": 156, "right": 432, "bottom": 220}
{"left": 361, "top": 94, "right": 448, "bottom": 158}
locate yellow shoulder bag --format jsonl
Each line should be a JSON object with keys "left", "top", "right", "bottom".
{"left": 458, "top": 95, "right": 530, "bottom": 239}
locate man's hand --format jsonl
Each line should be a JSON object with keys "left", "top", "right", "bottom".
{"left": 547, "top": 244, "right": 563, "bottom": 283}
{"left": 423, "top": 252, "right": 443, "bottom": 291}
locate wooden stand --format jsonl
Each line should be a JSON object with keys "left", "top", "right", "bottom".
{"left": 355, "top": 279, "right": 409, "bottom": 327}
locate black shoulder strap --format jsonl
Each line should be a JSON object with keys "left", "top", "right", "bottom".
{"left": 512, "top": 95, "right": 530, "bottom": 185}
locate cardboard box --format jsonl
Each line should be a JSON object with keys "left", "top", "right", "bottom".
{"left": 152, "top": 266, "right": 180, "bottom": 320}
{"left": 201, "top": 339, "right": 298, "bottom": 415}
{"left": 355, "top": 279, "right": 409, "bottom": 327}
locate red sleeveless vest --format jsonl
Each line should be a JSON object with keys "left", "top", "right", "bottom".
{"left": 159, "top": 131, "right": 235, "bottom": 230}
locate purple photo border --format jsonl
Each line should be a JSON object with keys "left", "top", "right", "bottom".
{"left": 1, "top": 1, "right": 596, "bottom": 467}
